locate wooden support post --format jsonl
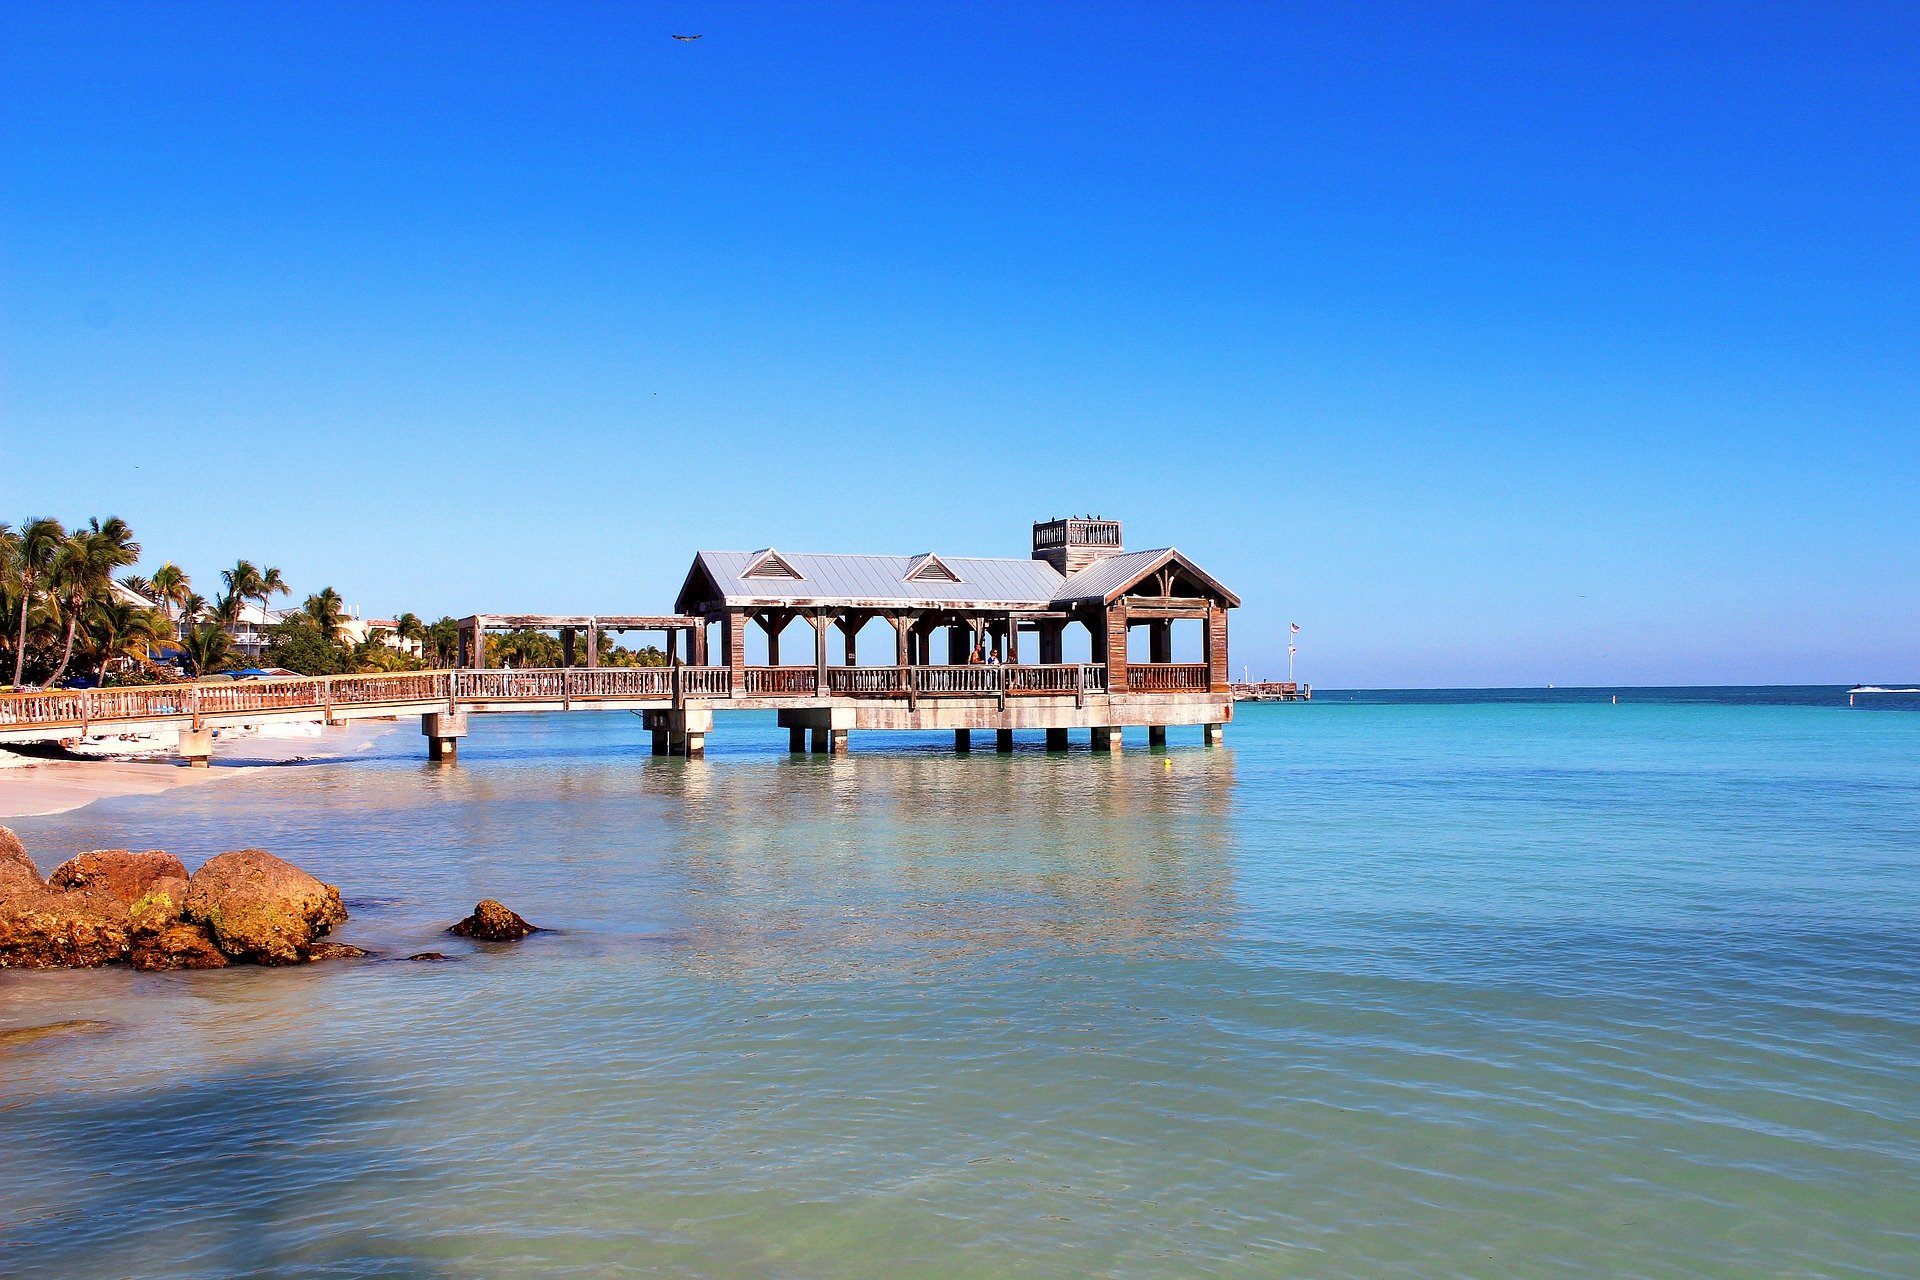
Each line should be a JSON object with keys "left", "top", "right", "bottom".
{"left": 723, "top": 610, "right": 746, "bottom": 689}
{"left": 829, "top": 728, "right": 848, "bottom": 754}
{"left": 954, "top": 729, "right": 972, "bottom": 753}
{"left": 1103, "top": 604, "right": 1130, "bottom": 692}
{"left": 1046, "top": 728, "right": 1070, "bottom": 751}
{"left": 1206, "top": 606, "right": 1231, "bottom": 693}
{"left": 561, "top": 627, "right": 576, "bottom": 668}
{"left": 587, "top": 620, "right": 599, "bottom": 669}
{"left": 789, "top": 726, "right": 807, "bottom": 753}
{"left": 1148, "top": 725, "right": 1168, "bottom": 748}
{"left": 1039, "top": 621, "right": 1064, "bottom": 666}
{"left": 1149, "top": 619, "right": 1172, "bottom": 664}
{"left": 652, "top": 728, "right": 669, "bottom": 756}
{"left": 996, "top": 729, "right": 1014, "bottom": 752}
{"left": 812, "top": 614, "right": 830, "bottom": 690}
{"left": 1204, "top": 722, "right": 1224, "bottom": 746}
{"left": 891, "top": 614, "right": 911, "bottom": 668}
{"left": 763, "top": 615, "right": 781, "bottom": 667}
{"left": 809, "top": 726, "right": 828, "bottom": 754}
{"left": 1091, "top": 726, "right": 1122, "bottom": 753}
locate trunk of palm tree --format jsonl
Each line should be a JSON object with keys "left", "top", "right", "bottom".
{"left": 45, "top": 595, "right": 82, "bottom": 688}
{"left": 11, "top": 592, "right": 28, "bottom": 687}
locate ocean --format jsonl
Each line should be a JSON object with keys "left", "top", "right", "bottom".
{"left": 2, "top": 687, "right": 1916, "bottom": 1278}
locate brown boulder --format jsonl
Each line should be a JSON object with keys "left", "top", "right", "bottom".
{"left": 130, "top": 922, "right": 229, "bottom": 971}
{"left": 0, "top": 884, "right": 131, "bottom": 968}
{"left": 49, "top": 849, "right": 189, "bottom": 907}
{"left": 0, "top": 825, "right": 41, "bottom": 892}
{"left": 304, "top": 941, "right": 370, "bottom": 962}
{"left": 128, "top": 878, "right": 190, "bottom": 938}
{"left": 449, "top": 899, "right": 540, "bottom": 942}
{"left": 183, "top": 849, "right": 349, "bottom": 965}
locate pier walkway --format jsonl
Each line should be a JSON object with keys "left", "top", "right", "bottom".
{"left": 1, "top": 516, "right": 1247, "bottom": 764}
{"left": 0, "top": 662, "right": 1229, "bottom": 763}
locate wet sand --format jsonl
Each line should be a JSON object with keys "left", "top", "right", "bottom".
{"left": 0, "top": 720, "right": 401, "bottom": 818}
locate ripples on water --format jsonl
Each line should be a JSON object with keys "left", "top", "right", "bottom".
{"left": 3, "top": 694, "right": 1918, "bottom": 1278}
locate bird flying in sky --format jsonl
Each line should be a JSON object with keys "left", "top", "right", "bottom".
{"left": 671, "top": 34, "right": 702, "bottom": 42}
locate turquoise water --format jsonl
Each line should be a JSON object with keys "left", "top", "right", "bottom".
{"left": 3, "top": 692, "right": 1918, "bottom": 1278}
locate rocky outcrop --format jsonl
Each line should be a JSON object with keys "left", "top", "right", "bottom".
{"left": 304, "top": 941, "right": 370, "bottom": 962}
{"left": 49, "top": 849, "right": 189, "bottom": 906}
{"left": 183, "top": 849, "right": 349, "bottom": 965}
{"left": 0, "top": 883, "right": 133, "bottom": 969}
{"left": 130, "top": 922, "right": 229, "bottom": 971}
{"left": 1, "top": 826, "right": 40, "bottom": 892}
{"left": 1, "top": 830, "right": 356, "bottom": 969}
{"left": 449, "top": 899, "right": 540, "bottom": 942}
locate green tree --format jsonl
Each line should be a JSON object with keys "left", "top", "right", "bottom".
{"left": 181, "top": 622, "right": 237, "bottom": 676}
{"left": 88, "top": 598, "right": 167, "bottom": 684}
{"left": 149, "top": 562, "right": 192, "bottom": 636}
{"left": 302, "top": 587, "right": 347, "bottom": 642}
{"left": 424, "top": 616, "right": 461, "bottom": 667}
{"left": 394, "top": 612, "right": 426, "bottom": 655}
{"left": 254, "top": 565, "right": 290, "bottom": 627}
{"left": 219, "top": 561, "right": 262, "bottom": 625}
{"left": 263, "top": 616, "right": 351, "bottom": 675}
{"left": 9, "top": 517, "right": 65, "bottom": 688}
{"left": 46, "top": 517, "right": 140, "bottom": 687}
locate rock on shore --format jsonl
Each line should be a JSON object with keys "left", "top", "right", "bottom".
{"left": 0, "top": 829, "right": 357, "bottom": 969}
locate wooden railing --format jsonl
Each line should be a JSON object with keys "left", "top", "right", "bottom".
{"left": 0, "top": 670, "right": 460, "bottom": 731}
{"left": 743, "top": 667, "right": 819, "bottom": 696}
{"left": 1006, "top": 664, "right": 1107, "bottom": 695}
{"left": 825, "top": 664, "right": 1107, "bottom": 699}
{"left": 827, "top": 666, "right": 909, "bottom": 696}
{"left": 1126, "top": 663, "right": 1210, "bottom": 692}
{"left": 0, "top": 660, "right": 1215, "bottom": 734}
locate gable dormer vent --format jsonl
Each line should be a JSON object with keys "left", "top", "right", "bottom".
{"left": 742, "top": 549, "right": 804, "bottom": 580}
{"left": 904, "top": 553, "right": 962, "bottom": 583}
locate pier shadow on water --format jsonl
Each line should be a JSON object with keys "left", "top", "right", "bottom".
{"left": 0, "top": 1060, "right": 453, "bottom": 1280}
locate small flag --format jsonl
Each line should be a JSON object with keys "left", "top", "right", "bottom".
{"left": 1290, "top": 622, "right": 1300, "bottom": 633}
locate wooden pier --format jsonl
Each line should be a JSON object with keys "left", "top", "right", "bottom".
{"left": 0, "top": 519, "right": 1242, "bottom": 763}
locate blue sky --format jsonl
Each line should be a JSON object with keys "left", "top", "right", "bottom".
{"left": 3, "top": 2, "right": 1916, "bottom": 685}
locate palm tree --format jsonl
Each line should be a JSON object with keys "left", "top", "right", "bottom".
{"left": 45, "top": 518, "right": 140, "bottom": 687}
{"left": 149, "top": 562, "right": 192, "bottom": 637}
{"left": 253, "top": 565, "right": 290, "bottom": 630}
{"left": 181, "top": 622, "right": 236, "bottom": 677}
{"left": 88, "top": 599, "right": 167, "bottom": 684}
{"left": 393, "top": 612, "right": 426, "bottom": 661}
{"left": 302, "top": 587, "right": 347, "bottom": 642}
{"left": 10, "top": 517, "right": 65, "bottom": 688}
{"left": 219, "top": 561, "right": 261, "bottom": 642}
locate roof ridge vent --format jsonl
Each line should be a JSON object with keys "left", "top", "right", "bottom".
{"left": 742, "top": 548, "right": 804, "bottom": 580}
{"left": 904, "top": 552, "right": 962, "bottom": 583}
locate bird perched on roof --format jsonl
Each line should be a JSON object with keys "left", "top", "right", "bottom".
{"left": 671, "top": 34, "right": 702, "bottom": 41}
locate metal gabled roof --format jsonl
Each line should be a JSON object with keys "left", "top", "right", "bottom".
{"left": 682, "top": 550, "right": 1068, "bottom": 609}
{"left": 1049, "top": 547, "right": 1242, "bottom": 608}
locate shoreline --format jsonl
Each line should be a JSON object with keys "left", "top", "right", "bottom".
{"left": 0, "top": 720, "right": 401, "bottom": 818}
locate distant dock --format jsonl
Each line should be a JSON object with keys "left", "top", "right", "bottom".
{"left": 1231, "top": 681, "right": 1310, "bottom": 703}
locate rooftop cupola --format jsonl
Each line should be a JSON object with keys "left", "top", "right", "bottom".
{"left": 1032, "top": 517, "right": 1123, "bottom": 575}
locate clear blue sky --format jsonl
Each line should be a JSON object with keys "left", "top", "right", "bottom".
{"left": 4, "top": 3, "right": 1916, "bottom": 686}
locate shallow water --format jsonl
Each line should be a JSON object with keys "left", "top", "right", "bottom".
{"left": 3, "top": 692, "right": 1918, "bottom": 1278}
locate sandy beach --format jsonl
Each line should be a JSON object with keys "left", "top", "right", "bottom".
{"left": 0, "top": 719, "right": 401, "bottom": 818}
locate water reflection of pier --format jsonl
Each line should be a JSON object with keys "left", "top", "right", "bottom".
{"left": 646, "top": 748, "right": 1241, "bottom": 980}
